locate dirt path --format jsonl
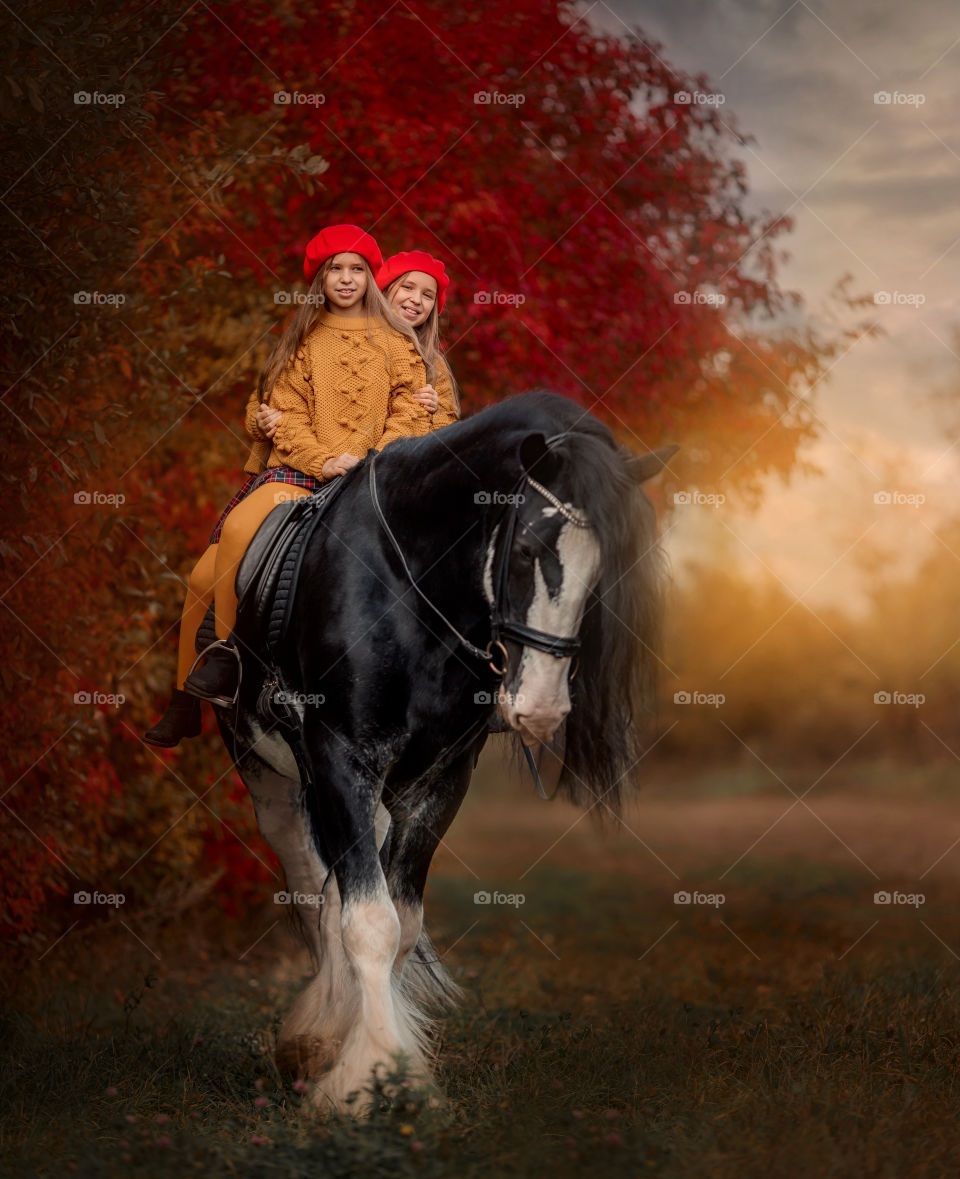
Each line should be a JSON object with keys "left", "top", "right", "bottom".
{"left": 435, "top": 780, "right": 960, "bottom": 888}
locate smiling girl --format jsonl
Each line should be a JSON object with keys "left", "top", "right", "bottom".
{"left": 254, "top": 249, "right": 460, "bottom": 441}
{"left": 144, "top": 224, "right": 433, "bottom": 745}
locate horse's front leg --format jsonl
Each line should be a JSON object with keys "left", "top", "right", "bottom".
{"left": 285, "top": 743, "right": 427, "bottom": 1113}
{"left": 385, "top": 742, "right": 481, "bottom": 1011}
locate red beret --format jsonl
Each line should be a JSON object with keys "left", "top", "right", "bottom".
{"left": 303, "top": 224, "right": 383, "bottom": 283}
{"left": 376, "top": 250, "right": 451, "bottom": 313}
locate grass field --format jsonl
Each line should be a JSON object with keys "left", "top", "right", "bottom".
{"left": 3, "top": 749, "right": 959, "bottom": 1177}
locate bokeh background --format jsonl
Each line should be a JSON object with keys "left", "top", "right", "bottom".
{"left": 2, "top": 2, "right": 958, "bottom": 1174}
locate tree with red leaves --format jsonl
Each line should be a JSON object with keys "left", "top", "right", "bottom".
{"left": 1, "top": 0, "right": 867, "bottom": 944}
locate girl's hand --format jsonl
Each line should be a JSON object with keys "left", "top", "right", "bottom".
{"left": 322, "top": 453, "right": 360, "bottom": 480}
{"left": 257, "top": 403, "right": 283, "bottom": 439}
{"left": 412, "top": 384, "right": 438, "bottom": 413}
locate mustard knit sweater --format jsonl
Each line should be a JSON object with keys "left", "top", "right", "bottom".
{"left": 243, "top": 310, "right": 459, "bottom": 478}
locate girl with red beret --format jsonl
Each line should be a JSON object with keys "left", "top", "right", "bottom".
{"left": 255, "top": 249, "right": 460, "bottom": 441}
{"left": 144, "top": 224, "right": 436, "bottom": 745}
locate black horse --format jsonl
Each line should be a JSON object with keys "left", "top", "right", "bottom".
{"left": 213, "top": 392, "right": 673, "bottom": 1111}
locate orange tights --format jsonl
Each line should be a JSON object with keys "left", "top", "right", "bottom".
{"left": 175, "top": 483, "right": 311, "bottom": 685}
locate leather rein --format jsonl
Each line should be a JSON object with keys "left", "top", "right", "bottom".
{"left": 367, "top": 455, "right": 589, "bottom": 800}
{"left": 367, "top": 456, "right": 589, "bottom": 676}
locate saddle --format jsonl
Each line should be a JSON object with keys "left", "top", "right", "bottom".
{"left": 195, "top": 466, "right": 357, "bottom": 667}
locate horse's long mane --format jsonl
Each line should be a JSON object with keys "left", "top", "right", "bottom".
{"left": 518, "top": 395, "right": 667, "bottom": 814}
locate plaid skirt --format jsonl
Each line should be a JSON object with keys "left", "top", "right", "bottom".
{"left": 208, "top": 466, "right": 324, "bottom": 545}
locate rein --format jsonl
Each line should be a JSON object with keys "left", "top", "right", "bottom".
{"left": 368, "top": 454, "right": 587, "bottom": 802}
{"left": 367, "top": 457, "right": 588, "bottom": 673}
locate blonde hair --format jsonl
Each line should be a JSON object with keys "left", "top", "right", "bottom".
{"left": 257, "top": 255, "right": 424, "bottom": 402}
{"left": 383, "top": 275, "right": 461, "bottom": 413}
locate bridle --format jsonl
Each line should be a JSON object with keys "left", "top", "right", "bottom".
{"left": 367, "top": 451, "right": 589, "bottom": 680}
{"left": 368, "top": 448, "right": 588, "bottom": 800}
{"left": 486, "top": 474, "right": 588, "bottom": 674}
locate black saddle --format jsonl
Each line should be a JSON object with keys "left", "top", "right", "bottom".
{"left": 195, "top": 466, "right": 358, "bottom": 664}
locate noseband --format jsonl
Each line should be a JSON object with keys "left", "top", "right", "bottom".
{"left": 488, "top": 475, "right": 588, "bottom": 668}
{"left": 368, "top": 456, "right": 589, "bottom": 678}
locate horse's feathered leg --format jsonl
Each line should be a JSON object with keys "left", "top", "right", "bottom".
{"left": 282, "top": 740, "right": 428, "bottom": 1113}
{"left": 241, "top": 755, "right": 330, "bottom": 968}
{"left": 385, "top": 742, "right": 483, "bottom": 1014}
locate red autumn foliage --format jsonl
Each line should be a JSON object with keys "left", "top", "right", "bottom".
{"left": 0, "top": 0, "right": 865, "bottom": 945}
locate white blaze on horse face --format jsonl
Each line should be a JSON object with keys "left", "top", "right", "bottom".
{"left": 502, "top": 517, "right": 600, "bottom": 745}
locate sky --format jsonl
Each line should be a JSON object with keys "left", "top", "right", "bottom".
{"left": 586, "top": 0, "right": 960, "bottom": 612}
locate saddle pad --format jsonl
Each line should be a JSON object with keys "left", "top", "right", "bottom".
{"left": 234, "top": 464, "right": 359, "bottom": 659}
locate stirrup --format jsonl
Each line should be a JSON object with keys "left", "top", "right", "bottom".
{"left": 184, "top": 638, "right": 242, "bottom": 707}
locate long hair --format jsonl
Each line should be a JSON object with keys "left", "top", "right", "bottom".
{"left": 382, "top": 276, "right": 461, "bottom": 413}
{"left": 532, "top": 413, "right": 667, "bottom": 815}
{"left": 257, "top": 259, "right": 423, "bottom": 402}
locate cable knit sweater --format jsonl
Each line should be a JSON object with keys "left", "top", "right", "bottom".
{"left": 242, "top": 310, "right": 452, "bottom": 479}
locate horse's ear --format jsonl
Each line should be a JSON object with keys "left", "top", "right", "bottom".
{"left": 519, "top": 432, "right": 559, "bottom": 480}
{"left": 627, "top": 445, "right": 679, "bottom": 485}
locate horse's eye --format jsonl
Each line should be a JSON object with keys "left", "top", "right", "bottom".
{"left": 517, "top": 540, "right": 536, "bottom": 562}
